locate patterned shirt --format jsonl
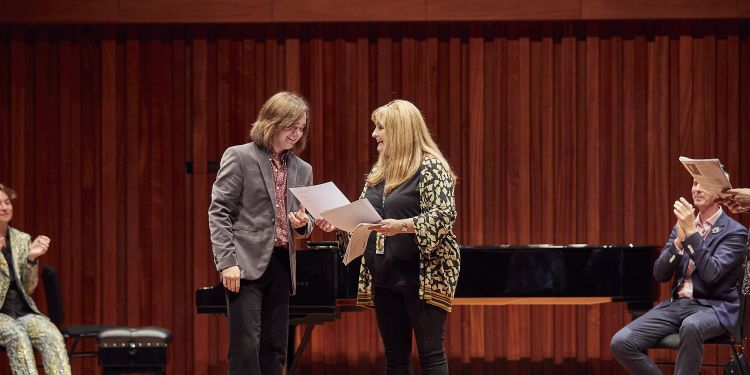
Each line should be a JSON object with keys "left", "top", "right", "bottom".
{"left": 269, "top": 150, "right": 289, "bottom": 248}
{"left": 677, "top": 208, "right": 723, "bottom": 298}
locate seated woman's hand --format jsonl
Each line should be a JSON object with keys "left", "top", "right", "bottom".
{"left": 28, "top": 235, "right": 51, "bottom": 262}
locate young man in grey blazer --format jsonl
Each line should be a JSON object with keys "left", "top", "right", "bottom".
{"left": 611, "top": 174, "right": 748, "bottom": 374}
{"left": 209, "top": 91, "right": 317, "bottom": 375}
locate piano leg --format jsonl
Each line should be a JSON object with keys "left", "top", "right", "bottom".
{"left": 287, "top": 323, "right": 317, "bottom": 375}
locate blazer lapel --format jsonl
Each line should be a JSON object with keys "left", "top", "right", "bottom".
{"left": 0, "top": 245, "right": 7, "bottom": 278}
{"left": 251, "top": 143, "right": 278, "bottom": 217}
{"left": 702, "top": 212, "right": 727, "bottom": 251}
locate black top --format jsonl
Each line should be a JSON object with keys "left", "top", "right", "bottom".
{"left": 1, "top": 230, "right": 34, "bottom": 318}
{"left": 363, "top": 168, "right": 422, "bottom": 290}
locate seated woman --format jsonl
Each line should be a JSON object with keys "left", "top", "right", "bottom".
{"left": 0, "top": 183, "right": 70, "bottom": 375}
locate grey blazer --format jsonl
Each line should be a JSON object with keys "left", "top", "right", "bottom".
{"left": 208, "top": 142, "right": 313, "bottom": 294}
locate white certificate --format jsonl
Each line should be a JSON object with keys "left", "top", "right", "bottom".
{"left": 289, "top": 182, "right": 351, "bottom": 219}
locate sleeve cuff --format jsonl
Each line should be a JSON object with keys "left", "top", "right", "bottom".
{"left": 215, "top": 253, "right": 238, "bottom": 271}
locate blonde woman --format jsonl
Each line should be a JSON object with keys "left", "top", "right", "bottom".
{"left": 0, "top": 184, "right": 71, "bottom": 375}
{"left": 322, "top": 99, "right": 460, "bottom": 374}
{"left": 208, "top": 91, "right": 317, "bottom": 375}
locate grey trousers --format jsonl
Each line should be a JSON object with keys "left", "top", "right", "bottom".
{"left": 610, "top": 298, "right": 726, "bottom": 375}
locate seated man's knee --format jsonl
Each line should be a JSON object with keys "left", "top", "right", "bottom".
{"left": 610, "top": 328, "right": 635, "bottom": 358}
{"left": 679, "top": 319, "right": 706, "bottom": 342}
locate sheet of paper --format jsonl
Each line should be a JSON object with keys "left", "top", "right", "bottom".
{"left": 679, "top": 156, "right": 733, "bottom": 197}
{"left": 321, "top": 198, "right": 382, "bottom": 233}
{"left": 342, "top": 224, "right": 376, "bottom": 265}
{"left": 289, "top": 182, "right": 350, "bottom": 219}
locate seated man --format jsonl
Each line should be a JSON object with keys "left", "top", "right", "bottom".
{"left": 611, "top": 177, "right": 748, "bottom": 375}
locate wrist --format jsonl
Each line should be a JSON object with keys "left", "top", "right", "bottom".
{"left": 27, "top": 257, "right": 38, "bottom": 266}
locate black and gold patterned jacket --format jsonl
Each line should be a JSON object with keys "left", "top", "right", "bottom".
{"left": 357, "top": 156, "right": 461, "bottom": 312}
{"left": 0, "top": 227, "right": 41, "bottom": 314}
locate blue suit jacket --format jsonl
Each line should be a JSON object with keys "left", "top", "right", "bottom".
{"left": 653, "top": 211, "right": 748, "bottom": 333}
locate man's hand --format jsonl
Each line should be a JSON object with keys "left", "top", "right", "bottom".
{"left": 314, "top": 218, "right": 335, "bottom": 232}
{"left": 222, "top": 265, "right": 241, "bottom": 293}
{"left": 674, "top": 221, "right": 686, "bottom": 249}
{"left": 288, "top": 205, "right": 309, "bottom": 229}
{"left": 673, "top": 197, "right": 696, "bottom": 237}
{"left": 28, "top": 235, "right": 51, "bottom": 262}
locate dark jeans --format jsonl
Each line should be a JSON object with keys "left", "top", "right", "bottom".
{"left": 226, "top": 247, "right": 290, "bottom": 375}
{"left": 610, "top": 298, "right": 726, "bottom": 375}
{"left": 373, "top": 285, "right": 449, "bottom": 375}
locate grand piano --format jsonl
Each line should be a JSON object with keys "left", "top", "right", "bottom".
{"left": 196, "top": 243, "right": 657, "bottom": 373}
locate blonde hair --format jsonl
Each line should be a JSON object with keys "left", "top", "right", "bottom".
{"left": 366, "top": 100, "right": 454, "bottom": 192}
{"left": 249, "top": 91, "right": 310, "bottom": 154}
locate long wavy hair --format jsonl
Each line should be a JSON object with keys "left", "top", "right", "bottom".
{"left": 249, "top": 91, "right": 310, "bottom": 154}
{"left": 366, "top": 100, "right": 454, "bottom": 193}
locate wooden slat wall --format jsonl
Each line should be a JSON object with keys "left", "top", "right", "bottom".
{"left": 0, "top": 21, "right": 749, "bottom": 374}
{"left": 2, "top": 0, "right": 749, "bottom": 23}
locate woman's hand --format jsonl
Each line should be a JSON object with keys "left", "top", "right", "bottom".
{"left": 288, "top": 205, "right": 309, "bottom": 229}
{"left": 27, "top": 235, "right": 51, "bottom": 262}
{"left": 369, "top": 219, "right": 410, "bottom": 237}
{"left": 315, "top": 219, "right": 336, "bottom": 232}
{"left": 718, "top": 188, "right": 750, "bottom": 213}
{"left": 222, "top": 265, "right": 241, "bottom": 293}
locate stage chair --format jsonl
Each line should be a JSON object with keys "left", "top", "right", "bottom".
{"left": 654, "top": 288, "right": 748, "bottom": 374}
{"left": 42, "top": 266, "right": 115, "bottom": 358}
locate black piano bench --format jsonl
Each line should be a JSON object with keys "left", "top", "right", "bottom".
{"left": 97, "top": 327, "right": 172, "bottom": 375}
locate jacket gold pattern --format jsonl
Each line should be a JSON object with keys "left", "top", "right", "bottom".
{"left": 356, "top": 156, "right": 461, "bottom": 312}
{"left": 1, "top": 228, "right": 41, "bottom": 313}
{"left": 0, "top": 227, "right": 71, "bottom": 375}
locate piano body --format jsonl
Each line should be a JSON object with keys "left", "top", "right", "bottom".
{"left": 196, "top": 243, "right": 657, "bottom": 372}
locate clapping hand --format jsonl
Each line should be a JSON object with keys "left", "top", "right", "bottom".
{"left": 673, "top": 198, "right": 696, "bottom": 237}
{"left": 28, "top": 235, "right": 51, "bottom": 262}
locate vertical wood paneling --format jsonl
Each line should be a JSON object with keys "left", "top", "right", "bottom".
{"left": 1, "top": 21, "right": 749, "bottom": 375}
{"left": 100, "top": 26, "right": 118, "bottom": 331}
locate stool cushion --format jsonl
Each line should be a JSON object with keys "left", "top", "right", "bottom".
{"left": 98, "top": 327, "right": 172, "bottom": 348}
{"left": 97, "top": 327, "right": 172, "bottom": 368}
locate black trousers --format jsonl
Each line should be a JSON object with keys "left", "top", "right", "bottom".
{"left": 373, "top": 285, "right": 449, "bottom": 375}
{"left": 226, "top": 247, "right": 290, "bottom": 375}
